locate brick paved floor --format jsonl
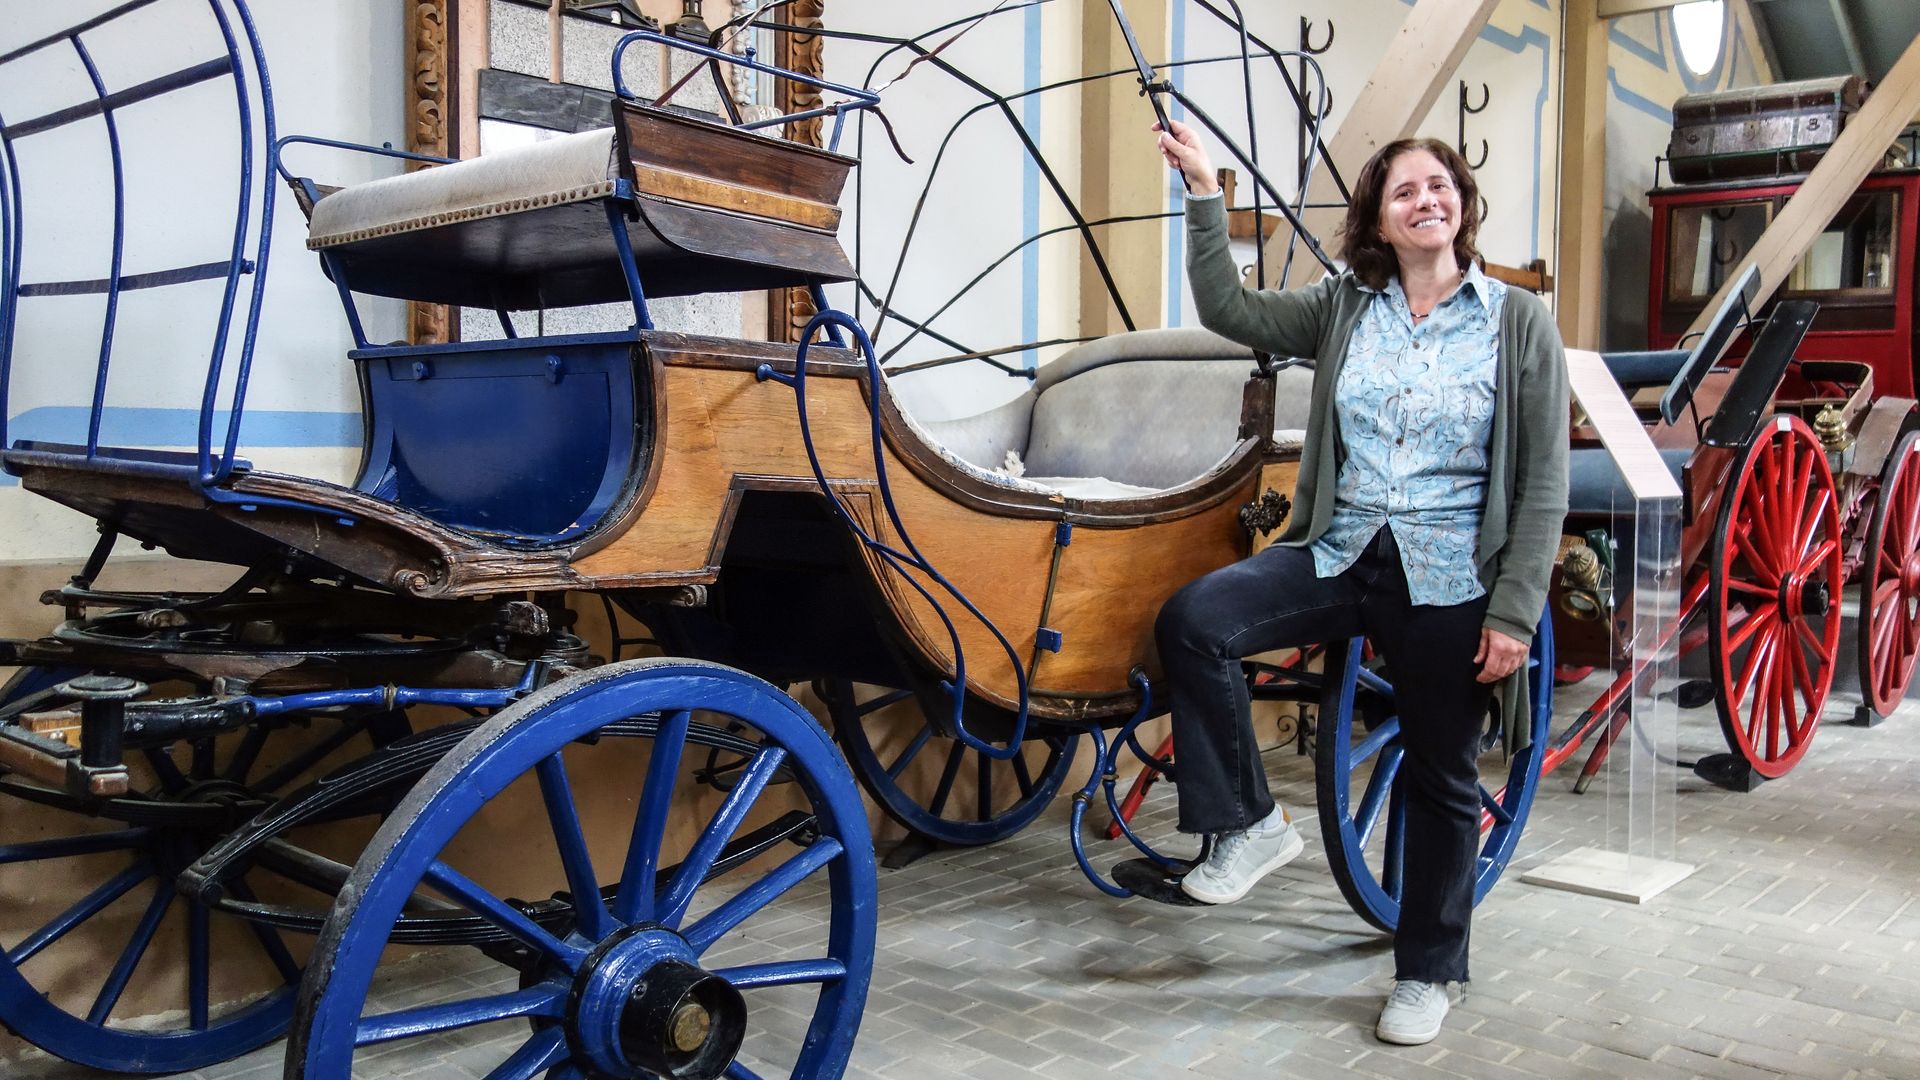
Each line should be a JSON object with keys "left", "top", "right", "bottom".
{"left": 14, "top": 666, "right": 1920, "bottom": 1079}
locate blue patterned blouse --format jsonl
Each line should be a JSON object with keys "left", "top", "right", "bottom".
{"left": 1310, "top": 265, "right": 1508, "bottom": 605}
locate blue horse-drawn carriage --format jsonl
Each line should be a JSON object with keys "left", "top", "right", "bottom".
{"left": 0, "top": 3, "right": 1554, "bottom": 1075}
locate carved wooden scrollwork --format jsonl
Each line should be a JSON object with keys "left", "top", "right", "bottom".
{"left": 772, "top": 0, "right": 825, "bottom": 343}
{"left": 407, "top": 1, "right": 452, "bottom": 345}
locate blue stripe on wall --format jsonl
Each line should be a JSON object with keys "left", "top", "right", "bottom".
{"left": 2, "top": 407, "right": 359, "bottom": 486}
{"left": 1609, "top": 67, "right": 1675, "bottom": 125}
{"left": 1611, "top": 13, "right": 1668, "bottom": 69}
{"left": 9, "top": 407, "right": 358, "bottom": 447}
{"left": 1022, "top": 4, "right": 1042, "bottom": 368}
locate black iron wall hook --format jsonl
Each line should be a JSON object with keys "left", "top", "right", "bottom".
{"left": 1297, "top": 18, "right": 1334, "bottom": 184}
{"left": 1457, "top": 80, "right": 1489, "bottom": 170}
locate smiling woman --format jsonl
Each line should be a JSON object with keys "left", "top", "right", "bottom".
{"left": 1672, "top": 0, "right": 1726, "bottom": 78}
{"left": 1151, "top": 121, "right": 1569, "bottom": 1048}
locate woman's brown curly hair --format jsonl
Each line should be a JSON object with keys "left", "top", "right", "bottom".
{"left": 1337, "top": 138, "right": 1482, "bottom": 290}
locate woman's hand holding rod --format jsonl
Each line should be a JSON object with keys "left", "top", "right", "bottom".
{"left": 1154, "top": 118, "right": 1220, "bottom": 197}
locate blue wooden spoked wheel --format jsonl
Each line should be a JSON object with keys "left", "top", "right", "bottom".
{"left": 1314, "top": 618, "right": 1554, "bottom": 933}
{"left": 822, "top": 677, "right": 1078, "bottom": 847}
{"left": 0, "top": 665, "right": 401, "bottom": 1073}
{"left": 288, "top": 658, "right": 877, "bottom": 1080}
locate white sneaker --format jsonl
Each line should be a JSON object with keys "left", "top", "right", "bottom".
{"left": 1178, "top": 807, "right": 1304, "bottom": 904}
{"left": 1375, "top": 980, "right": 1458, "bottom": 1045}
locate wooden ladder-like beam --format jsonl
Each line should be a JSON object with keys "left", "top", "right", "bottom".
{"left": 1683, "top": 33, "right": 1920, "bottom": 341}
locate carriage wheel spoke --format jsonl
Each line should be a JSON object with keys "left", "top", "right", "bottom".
{"left": 143, "top": 747, "right": 188, "bottom": 794}
{"left": 976, "top": 749, "right": 993, "bottom": 822}
{"left": 857, "top": 688, "right": 914, "bottom": 717}
{"left": 229, "top": 877, "right": 301, "bottom": 984}
{"left": 1739, "top": 630, "right": 1776, "bottom": 739}
{"left": 683, "top": 838, "right": 842, "bottom": 955}
{"left": 1747, "top": 646, "right": 1771, "bottom": 756}
{"left": 1765, "top": 660, "right": 1785, "bottom": 761}
{"left": 1011, "top": 746, "right": 1035, "bottom": 797}
{"left": 1726, "top": 579, "right": 1775, "bottom": 601}
{"left": 1730, "top": 603, "right": 1778, "bottom": 654}
{"left": 1876, "top": 607, "right": 1902, "bottom": 699}
{"left": 1734, "top": 526, "right": 1781, "bottom": 584}
{"left": 713, "top": 957, "right": 848, "bottom": 988}
{"left": 1794, "top": 493, "right": 1831, "bottom": 565}
{"left": 1775, "top": 645, "right": 1801, "bottom": 750}
{"left": 482, "top": 1027, "right": 568, "bottom": 1080}
{"left": 927, "top": 741, "right": 965, "bottom": 818}
{"left": 189, "top": 737, "right": 217, "bottom": 781}
{"left": 1479, "top": 783, "right": 1513, "bottom": 826}
{"left": 254, "top": 719, "right": 377, "bottom": 793}
{"left": 884, "top": 726, "right": 932, "bottom": 779}
{"left": 1354, "top": 746, "right": 1403, "bottom": 849}
{"left": 1879, "top": 547, "right": 1904, "bottom": 578}
{"left": 659, "top": 747, "right": 789, "bottom": 929}
{"left": 1749, "top": 456, "right": 1786, "bottom": 560}
{"left": 0, "top": 827, "right": 149, "bottom": 865}
{"left": 1794, "top": 617, "right": 1833, "bottom": 664}
{"left": 1795, "top": 538, "right": 1837, "bottom": 580}
{"left": 1788, "top": 442, "right": 1815, "bottom": 549}
{"left": 7, "top": 861, "right": 152, "bottom": 966}
{"left": 423, "top": 861, "right": 583, "bottom": 967}
{"left": 1902, "top": 470, "right": 1920, "bottom": 549}
{"left": 188, "top": 900, "right": 211, "bottom": 1030}
{"left": 1382, "top": 790, "right": 1406, "bottom": 902}
{"left": 355, "top": 985, "right": 566, "bottom": 1047}
{"left": 1772, "top": 435, "right": 1796, "bottom": 544}
{"left": 536, "top": 753, "right": 612, "bottom": 941}
{"left": 88, "top": 879, "right": 174, "bottom": 1025}
{"left": 1350, "top": 717, "right": 1403, "bottom": 767}
{"left": 223, "top": 724, "right": 272, "bottom": 783}
{"left": 1787, "top": 627, "right": 1820, "bottom": 721}
{"left": 613, "top": 709, "right": 691, "bottom": 925}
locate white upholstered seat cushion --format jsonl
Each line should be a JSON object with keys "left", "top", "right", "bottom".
{"left": 306, "top": 128, "right": 620, "bottom": 249}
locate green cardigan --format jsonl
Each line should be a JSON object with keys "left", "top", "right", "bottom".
{"left": 1185, "top": 194, "right": 1570, "bottom": 747}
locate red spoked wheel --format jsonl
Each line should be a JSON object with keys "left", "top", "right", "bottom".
{"left": 1859, "top": 429, "right": 1920, "bottom": 718}
{"left": 1709, "top": 415, "right": 1845, "bottom": 778}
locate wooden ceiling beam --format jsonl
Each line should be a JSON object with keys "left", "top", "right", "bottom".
{"left": 1557, "top": 0, "right": 1608, "bottom": 349}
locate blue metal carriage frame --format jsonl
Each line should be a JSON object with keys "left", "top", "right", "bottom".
{"left": 0, "top": 0, "right": 277, "bottom": 495}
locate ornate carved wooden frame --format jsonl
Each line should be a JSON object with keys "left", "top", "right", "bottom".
{"left": 768, "top": 0, "right": 826, "bottom": 343}
{"left": 405, "top": 1, "right": 827, "bottom": 346}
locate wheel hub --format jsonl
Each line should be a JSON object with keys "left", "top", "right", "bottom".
{"left": 1782, "top": 575, "right": 1831, "bottom": 620}
{"left": 570, "top": 924, "right": 746, "bottom": 1080}
{"left": 1902, "top": 552, "right": 1920, "bottom": 597}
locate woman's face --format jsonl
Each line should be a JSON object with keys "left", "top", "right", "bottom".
{"left": 1374, "top": 148, "right": 1462, "bottom": 265}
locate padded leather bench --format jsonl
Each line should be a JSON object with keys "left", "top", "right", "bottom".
{"left": 908, "top": 328, "right": 1313, "bottom": 501}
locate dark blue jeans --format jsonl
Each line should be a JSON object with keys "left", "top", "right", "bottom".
{"left": 1153, "top": 526, "right": 1492, "bottom": 982}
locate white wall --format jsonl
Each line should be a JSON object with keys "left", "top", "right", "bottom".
{"left": 0, "top": 0, "right": 406, "bottom": 561}
{"left": 1171, "top": 0, "right": 1563, "bottom": 325}
{"left": 820, "top": 0, "right": 1055, "bottom": 420}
